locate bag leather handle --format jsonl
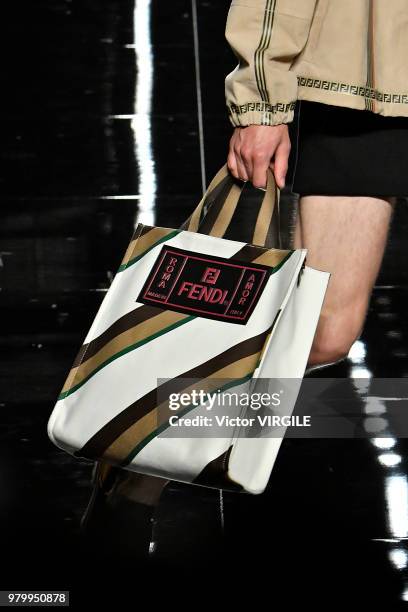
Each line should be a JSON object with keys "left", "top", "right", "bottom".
{"left": 179, "top": 163, "right": 280, "bottom": 249}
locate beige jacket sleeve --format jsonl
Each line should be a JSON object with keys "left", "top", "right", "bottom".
{"left": 225, "top": 0, "right": 317, "bottom": 127}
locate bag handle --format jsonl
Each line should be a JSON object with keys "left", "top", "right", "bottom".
{"left": 179, "top": 163, "right": 280, "bottom": 249}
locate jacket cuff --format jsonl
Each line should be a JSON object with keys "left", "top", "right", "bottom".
{"left": 227, "top": 101, "right": 296, "bottom": 127}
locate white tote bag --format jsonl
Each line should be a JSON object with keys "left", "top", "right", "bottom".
{"left": 47, "top": 164, "right": 330, "bottom": 494}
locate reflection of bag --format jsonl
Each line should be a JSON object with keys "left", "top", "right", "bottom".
{"left": 47, "top": 164, "right": 330, "bottom": 494}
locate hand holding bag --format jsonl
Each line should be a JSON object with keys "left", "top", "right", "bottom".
{"left": 47, "top": 164, "right": 329, "bottom": 494}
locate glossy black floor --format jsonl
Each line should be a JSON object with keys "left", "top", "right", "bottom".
{"left": 2, "top": 0, "right": 408, "bottom": 607}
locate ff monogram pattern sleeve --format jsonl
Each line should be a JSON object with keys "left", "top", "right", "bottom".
{"left": 224, "top": 0, "right": 318, "bottom": 127}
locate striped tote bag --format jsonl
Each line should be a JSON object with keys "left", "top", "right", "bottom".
{"left": 47, "top": 164, "right": 329, "bottom": 494}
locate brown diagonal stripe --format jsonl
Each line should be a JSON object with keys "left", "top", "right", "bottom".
{"left": 231, "top": 243, "right": 265, "bottom": 262}
{"left": 196, "top": 174, "right": 236, "bottom": 235}
{"left": 61, "top": 309, "right": 191, "bottom": 396}
{"left": 260, "top": 193, "right": 281, "bottom": 249}
{"left": 181, "top": 164, "right": 230, "bottom": 232}
{"left": 75, "top": 327, "right": 271, "bottom": 460}
{"left": 232, "top": 243, "right": 290, "bottom": 267}
{"left": 119, "top": 223, "right": 150, "bottom": 266}
{"left": 206, "top": 181, "right": 243, "bottom": 239}
{"left": 197, "top": 172, "right": 234, "bottom": 228}
{"left": 72, "top": 305, "right": 166, "bottom": 368}
{"left": 252, "top": 169, "right": 277, "bottom": 247}
{"left": 104, "top": 352, "right": 261, "bottom": 464}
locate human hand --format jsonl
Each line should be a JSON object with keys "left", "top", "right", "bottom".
{"left": 227, "top": 124, "right": 291, "bottom": 190}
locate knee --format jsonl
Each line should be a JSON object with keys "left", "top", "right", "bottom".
{"left": 308, "top": 312, "right": 363, "bottom": 367}
{"left": 308, "top": 336, "right": 354, "bottom": 367}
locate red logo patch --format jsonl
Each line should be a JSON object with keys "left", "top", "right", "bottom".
{"left": 136, "top": 245, "right": 270, "bottom": 324}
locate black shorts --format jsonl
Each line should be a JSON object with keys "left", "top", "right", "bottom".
{"left": 288, "top": 100, "right": 408, "bottom": 198}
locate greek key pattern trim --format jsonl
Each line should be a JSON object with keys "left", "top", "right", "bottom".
{"left": 298, "top": 76, "right": 408, "bottom": 105}
{"left": 228, "top": 101, "right": 296, "bottom": 116}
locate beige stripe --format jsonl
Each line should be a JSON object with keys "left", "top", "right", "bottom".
{"left": 208, "top": 181, "right": 242, "bottom": 238}
{"left": 254, "top": 329, "right": 273, "bottom": 371}
{"left": 120, "top": 226, "right": 176, "bottom": 267}
{"left": 102, "top": 352, "right": 261, "bottom": 463}
{"left": 94, "top": 461, "right": 115, "bottom": 489}
{"left": 60, "top": 310, "right": 188, "bottom": 394}
{"left": 60, "top": 369, "right": 78, "bottom": 396}
{"left": 252, "top": 169, "right": 277, "bottom": 247}
{"left": 251, "top": 248, "right": 290, "bottom": 267}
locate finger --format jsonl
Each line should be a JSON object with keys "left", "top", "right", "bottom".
{"left": 235, "top": 129, "right": 252, "bottom": 181}
{"left": 239, "top": 145, "right": 254, "bottom": 182}
{"left": 268, "top": 160, "right": 276, "bottom": 190}
{"left": 227, "top": 149, "right": 239, "bottom": 179}
{"left": 234, "top": 148, "right": 250, "bottom": 182}
{"left": 273, "top": 142, "right": 290, "bottom": 189}
{"left": 251, "top": 155, "right": 269, "bottom": 189}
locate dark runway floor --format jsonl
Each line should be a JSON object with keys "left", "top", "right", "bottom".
{"left": 2, "top": 0, "right": 408, "bottom": 607}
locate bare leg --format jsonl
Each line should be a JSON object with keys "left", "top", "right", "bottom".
{"left": 292, "top": 195, "right": 395, "bottom": 367}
